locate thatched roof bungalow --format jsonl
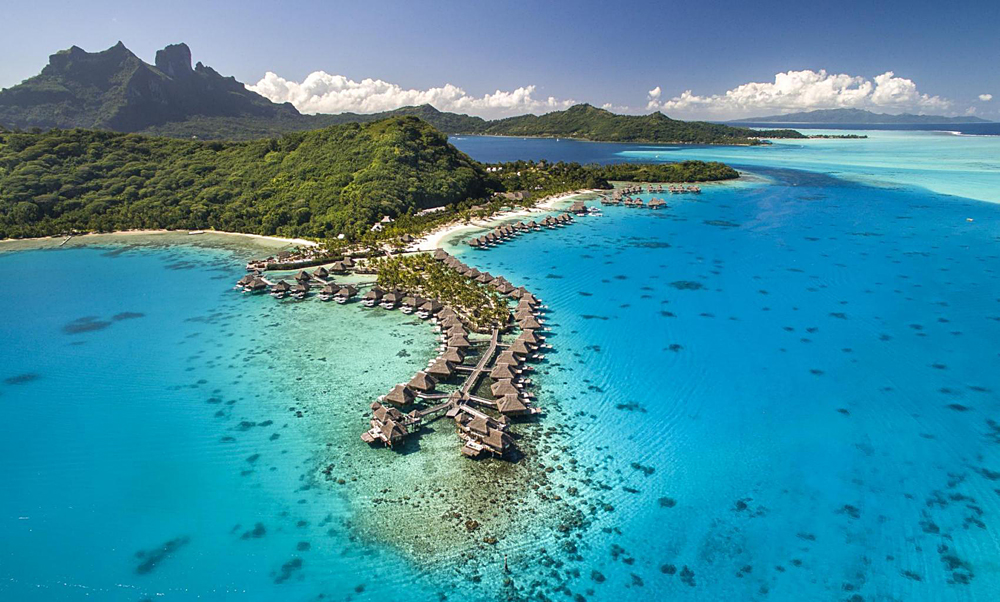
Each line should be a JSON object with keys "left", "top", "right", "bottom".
{"left": 407, "top": 371, "right": 437, "bottom": 393}
{"left": 384, "top": 384, "right": 416, "bottom": 406}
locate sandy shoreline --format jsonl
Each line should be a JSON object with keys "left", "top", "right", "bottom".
{"left": 0, "top": 229, "right": 319, "bottom": 253}
{"left": 414, "top": 189, "right": 594, "bottom": 252}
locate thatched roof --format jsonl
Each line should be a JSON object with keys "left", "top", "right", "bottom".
{"left": 420, "top": 299, "right": 443, "bottom": 313}
{"left": 342, "top": 257, "right": 355, "bottom": 267}
{"left": 441, "top": 347, "right": 465, "bottom": 363}
{"left": 495, "top": 281, "right": 515, "bottom": 295}
{"left": 509, "top": 339, "right": 532, "bottom": 355}
{"left": 490, "top": 364, "right": 516, "bottom": 380}
{"left": 518, "top": 316, "right": 542, "bottom": 330}
{"left": 314, "top": 266, "right": 330, "bottom": 278}
{"left": 448, "top": 336, "right": 471, "bottom": 348}
{"left": 378, "top": 419, "right": 407, "bottom": 443}
{"left": 496, "top": 351, "right": 522, "bottom": 366}
{"left": 426, "top": 359, "right": 455, "bottom": 378}
{"left": 438, "top": 308, "right": 458, "bottom": 319}
{"left": 433, "top": 249, "right": 449, "bottom": 261}
{"left": 361, "top": 288, "right": 383, "bottom": 300}
{"left": 331, "top": 261, "right": 347, "bottom": 271}
{"left": 497, "top": 394, "right": 528, "bottom": 415}
{"left": 237, "top": 275, "right": 252, "bottom": 286}
{"left": 482, "top": 428, "right": 512, "bottom": 452}
{"left": 247, "top": 277, "right": 268, "bottom": 290}
{"left": 384, "top": 384, "right": 415, "bottom": 406}
{"left": 407, "top": 371, "right": 437, "bottom": 392}
{"left": 295, "top": 270, "right": 311, "bottom": 282}
{"left": 491, "top": 379, "right": 519, "bottom": 397}
{"left": 272, "top": 280, "right": 291, "bottom": 292}
{"left": 337, "top": 285, "right": 357, "bottom": 297}
{"left": 291, "top": 283, "right": 310, "bottom": 293}
{"left": 518, "top": 330, "right": 540, "bottom": 345}
{"left": 320, "top": 284, "right": 336, "bottom": 294}
{"left": 467, "top": 416, "right": 490, "bottom": 435}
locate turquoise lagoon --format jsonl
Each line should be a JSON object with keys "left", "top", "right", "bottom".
{"left": 2, "top": 130, "right": 999, "bottom": 601}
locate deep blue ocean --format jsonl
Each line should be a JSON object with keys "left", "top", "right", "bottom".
{"left": 2, "top": 130, "right": 999, "bottom": 600}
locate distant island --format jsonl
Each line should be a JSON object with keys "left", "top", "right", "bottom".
{"left": 731, "top": 108, "right": 992, "bottom": 125}
{"left": 0, "top": 42, "right": 804, "bottom": 144}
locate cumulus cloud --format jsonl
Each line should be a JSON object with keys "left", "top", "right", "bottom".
{"left": 647, "top": 70, "right": 953, "bottom": 119}
{"left": 248, "top": 71, "right": 575, "bottom": 119}
{"left": 979, "top": 93, "right": 993, "bottom": 102}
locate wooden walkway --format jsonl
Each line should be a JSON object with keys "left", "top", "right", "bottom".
{"left": 409, "top": 329, "right": 500, "bottom": 422}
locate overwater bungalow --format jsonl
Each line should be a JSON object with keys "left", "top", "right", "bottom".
{"left": 446, "top": 325, "right": 467, "bottom": 338}
{"left": 381, "top": 291, "right": 401, "bottom": 309}
{"left": 527, "top": 220, "right": 539, "bottom": 230}
{"left": 441, "top": 347, "right": 465, "bottom": 363}
{"left": 335, "top": 285, "right": 357, "bottom": 304}
{"left": 476, "top": 272, "right": 494, "bottom": 285}
{"left": 342, "top": 257, "right": 356, "bottom": 269}
{"left": 438, "top": 307, "right": 458, "bottom": 320}
{"left": 519, "top": 329, "right": 541, "bottom": 345}
{"left": 491, "top": 379, "right": 520, "bottom": 397}
{"left": 291, "top": 282, "right": 310, "bottom": 299}
{"left": 295, "top": 270, "right": 312, "bottom": 283}
{"left": 331, "top": 260, "right": 348, "bottom": 274}
{"left": 361, "top": 287, "right": 384, "bottom": 307}
{"left": 497, "top": 393, "right": 531, "bottom": 416}
{"left": 433, "top": 249, "right": 449, "bottom": 261}
{"left": 400, "top": 296, "right": 422, "bottom": 315}
{"left": 235, "top": 274, "right": 252, "bottom": 289}
{"left": 270, "top": 280, "right": 292, "bottom": 298}
{"left": 314, "top": 266, "right": 330, "bottom": 279}
{"left": 448, "top": 335, "right": 471, "bottom": 349}
{"left": 489, "top": 363, "right": 517, "bottom": 380}
{"left": 521, "top": 292, "right": 539, "bottom": 305}
{"left": 509, "top": 338, "right": 533, "bottom": 356}
{"left": 407, "top": 371, "right": 437, "bottom": 393}
{"left": 649, "top": 198, "right": 666, "bottom": 209}
{"left": 439, "top": 316, "right": 463, "bottom": 331}
{"left": 383, "top": 384, "right": 416, "bottom": 407}
{"left": 495, "top": 280, "right": 515, "bottom": 295}
{"left": 496, "top": 350, "right": 523, "bottom": 367}
{"left": 417, "top": 299, "right": 443, "bottom": 319}
{"left": 456, "top": 411, "right": 513, "bottom": 457}
{"left": 319, "top": 283, "right": 337, "bottom": 301}
{"left": 468, "top": 238, "right": 481, "bottom": 248}
{"left": 244, "top": 276, "right": 269, "bottom": 294}
{"left": 569, "top": 201, "right": 587, "bottom": 215}
{"left": 426, "top": 359, "right": 455, "bottom": 379}
{"left": 510, "top": 287, "right": 530, "bottom": 299}
{"left": 519, "top": 316, "right": 543, "bottom": 330}
{"left": 363, "top": 401, "right": 409, "bottom": 447}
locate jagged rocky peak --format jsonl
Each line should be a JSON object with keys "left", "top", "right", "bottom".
{"left": 155, "top": 43, "right": 193, "bottom": 78}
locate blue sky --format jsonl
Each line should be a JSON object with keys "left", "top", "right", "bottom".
{"left": 3, "top": 0, "right": 998, "bottom": 119}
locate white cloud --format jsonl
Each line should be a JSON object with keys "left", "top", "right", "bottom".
{"left": 248, "top": 71, "right": 575, "bottom": 119}
{"left": 647, "top": 70, "right": 953, "bottom": 119}
{"left": 979, "top": 93, "right": 993, "bottom": 102}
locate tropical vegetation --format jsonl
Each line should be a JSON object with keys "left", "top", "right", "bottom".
{"left": 371, "top": 253, "right": 510, "bottom": 331}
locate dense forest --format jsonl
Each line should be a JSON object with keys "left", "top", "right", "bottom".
{"left": 0, "top": 117, "right": 491, "bottom": 240}
{"left": 0, "top": 118, "right": 741, "bottom": 241}
{"left": 478, "top": 104, "right": 804, "bottom": 144}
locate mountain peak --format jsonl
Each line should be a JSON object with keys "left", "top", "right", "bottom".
{"left": 155, "top": 43, "right": 193, "bottom": 78}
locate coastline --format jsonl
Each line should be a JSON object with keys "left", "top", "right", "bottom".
{"left": 0, "top": 228, "right": 319, "bottom": 253}
{"left": 415, "top": 189, "right": 595, "bottom": 252}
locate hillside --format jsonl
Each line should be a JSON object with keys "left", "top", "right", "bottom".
{"left": 0, "top": 117, "right": 493, "bottom": 240}
{"left": 0, "top": 42, "right": 804, "bottom": 144}
{"left": 732, "top": 108, "right": 992, "bottom": 124}
{"left": 0, "top": 42, "right": 302, "bottom": 132}
{"left": 479, "top": 104, "right": 804, "bottom": 143}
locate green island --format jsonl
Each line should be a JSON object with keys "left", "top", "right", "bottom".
{"left": 0, "top": 118, "right": 740, "bottom": 241}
